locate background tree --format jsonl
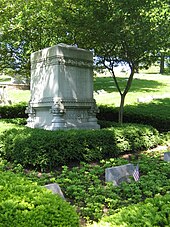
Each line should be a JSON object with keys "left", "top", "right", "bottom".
{"left": 0, "top": 0, "right": 169, "bottom": 123}
{"left": 60, "top": 0, "right": 170, "bottom": 123}
{"left": 0, "top": 0, "right": 68, "bottom": 82}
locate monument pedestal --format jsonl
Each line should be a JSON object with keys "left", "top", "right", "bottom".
{"left": 26, "top": 44, "right": 100, "bottom": 130}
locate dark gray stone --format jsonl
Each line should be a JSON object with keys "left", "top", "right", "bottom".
{"left": 44, "top": 183, "right": 65, "bottom": 199}
{"left": 105, "top": 163, "right": 135, "bottom": 186}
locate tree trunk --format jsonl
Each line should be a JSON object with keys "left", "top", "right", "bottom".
{"left": 118, "top": 63, "right": 135, "bottom": 124}
{"left": 104, "top": 60, "right": 135, "bottom": 125}
{"left": 119, "top": 94, "right": 125, "bottom": 124}
{"left": 160, "top": 52, "right": 165, "bottom": 74}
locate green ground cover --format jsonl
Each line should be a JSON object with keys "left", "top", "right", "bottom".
{"left": 0, "top": 148, "right": 169, "bottom": 226}
{"left": 89, "top": 194, "right": 170, "bottom": 227}
{"left": 0, "top": 120, "right": 169, "bottom": 226}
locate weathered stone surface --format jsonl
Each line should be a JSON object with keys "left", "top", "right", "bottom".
{"left": 44, "top": 183, "right": 65, "bottom": 199}
{"left": 105, "top": 164, "right": 135, "bottom": 186}
{"left": 0, "top": 85, "right": 8, "bottom": 104}
{"left": 137, "top": 96, "right": 153, "bottom": 103}
{"left": 164, "top": 152, "right": 170, "bottom": 162}
{"left": 26, "top": 43, "right": 100, "bottom": 130}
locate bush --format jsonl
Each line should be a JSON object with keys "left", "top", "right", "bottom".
{"left": 97, "top": 99, "right": 170, "bottom": 132}
{"left": 90, "top": 193, "right": 170, "bottom": 227}
{"left": 0, "top": 123, "right": 160, "bottom": 170}
{"left": 0, "top": 102, "right": 27, "bottom": 119}
{"left": 0, "top": 171, "right": 79, "bottom": 227}
{"left": 0, "top": 118, "right": 27, "bottom": 125}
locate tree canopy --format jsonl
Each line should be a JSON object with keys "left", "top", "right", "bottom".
{"left": 0, "top": 0, "right": 67, "bottom": 79}
{"left": 1, "top": 0, "right": 169, "bottom": 77}
{"left": 61, "top": 0, "right": 169, "bottom": 122}
{"left": 0, "top": 0, "right": 169, "bottom": 122}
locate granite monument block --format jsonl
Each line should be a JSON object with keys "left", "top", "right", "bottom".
{"left": 26, "top": 43, "right": 100, "bottom": 130}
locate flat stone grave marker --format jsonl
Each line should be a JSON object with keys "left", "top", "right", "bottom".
{"left": 105, "top": 163, "right": 135, "bottom": 186}
{"left": 44, "top": 183, "right": 65, "bottom": 199}
{"left": 164, "top": 152, "right": 170, "bottom": 162}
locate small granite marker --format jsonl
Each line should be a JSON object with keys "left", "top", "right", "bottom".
{"left": 105, "top": 163, "right": 135, "bottom": 186}
{"left": 44, "top": 183, "right": 65, "bottom": 199}
{"left": 164, "top": 152, "right": 170, "bottom": 162}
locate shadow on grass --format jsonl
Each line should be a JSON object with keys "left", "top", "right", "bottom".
{"left": 97, "top": 98, "right": 170, "bottom": 132}
{"left": 124, "top": 98, "right": 170, "bottom": 132}
{"left": 94, "top": 76, "right": 166, "bottom": 93}
{"left": 125, "top": 98, "right": 170, "bottom": 119}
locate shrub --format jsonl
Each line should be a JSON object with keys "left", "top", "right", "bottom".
{"left": 97, "top": 105, "right": 119, "bottom": 122}
{"left": 0, "top": 102, "right": 27, "bottom": 119}
{"left": 123, "top": 100, "right": 170, "bottom": 133}
{"left": 97, "top": 99, "right": 170, "bottom": 132}
{"left": 90, "top": 193, "right": 170, "bottom": 227}
{"left": 0, "top": 123, "right": 160, "bottom": 170}
{"left": 0, "top": 171, "right": 79, "bottom": 227}
{"left": 0, "top": 118, "right": 27, "bottom": 125}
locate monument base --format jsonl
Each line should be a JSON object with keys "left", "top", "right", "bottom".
{"left": 26, "top": 98, "right": 100, "bottom": 130}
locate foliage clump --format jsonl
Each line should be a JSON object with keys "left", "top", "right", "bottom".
{"left": 0, "top": 102, "right": 27, "bottom": 119}
{"left": 54, "top": 155, "right": 170, "bottom": 221}
{"left": 98, "top": 100, "right": 170, "bottom": 132}
{"left": 0, "top": 124, "right": 159, "bottom": 170}
{"left": 90, "top": 193, "right": 170, "bottom": 227}
{"left": 0, "top": 170, "right": 79, "bottom": 227}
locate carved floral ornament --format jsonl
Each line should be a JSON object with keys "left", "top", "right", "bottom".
{"left": 31, "top": 56, "right": 93, "bottom": 69}
{"left": 51, "top": 98, "right": 65, "bottom": 114}
{"left": 25, "top": 106, "right": 36, "bottom": 116}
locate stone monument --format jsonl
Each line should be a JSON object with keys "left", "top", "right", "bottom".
{"left": 26, "top": 43, "right": 100, "bottom": 130}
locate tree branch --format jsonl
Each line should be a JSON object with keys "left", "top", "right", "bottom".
{"left": 103, "top": 57, "right": 123, "bottom": 95}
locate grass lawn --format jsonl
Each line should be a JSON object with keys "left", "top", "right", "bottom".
{"left": 4, "top": 72, "right": 170, "bottom": 106}
{"left": 6, "top": 73, "right": 170, "bottom": 106}
{"left": 94, "top": 72, "right": 170, "bottom": 106}
{"left": 7, "top": 88, "right": 30, "bottom": 104}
